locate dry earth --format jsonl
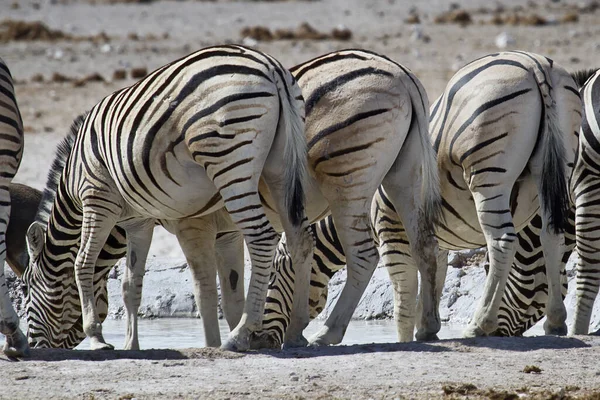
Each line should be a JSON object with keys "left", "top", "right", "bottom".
{"left": 2, "top": 0, "right": 600, "bottom": 398}
{"left": 2, "top": 335, "right": 600, "bottom": 399}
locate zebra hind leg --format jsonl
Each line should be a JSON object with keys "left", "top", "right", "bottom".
{"left": 464, "top": 188, "right": 517, "bottom": 337}
{"left": 121, "top": 221, "right": 154, "bottom": 350}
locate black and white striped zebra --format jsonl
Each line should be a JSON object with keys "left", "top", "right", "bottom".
{"left": 23, "top": 45, "right": 315, "bottom": 352}
{"left": 23, "top": 48, "right": 442, "bottom": 350}
{"left": 0, "top": 58, "right": 26, "bottom": 356}
{"left": 567, "top": 68, "right": 600, "bottom": 335}
{"left": 256, "top": 51, "right": 582, "bottom": 343}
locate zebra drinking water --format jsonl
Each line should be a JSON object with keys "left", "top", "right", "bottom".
{"left": 23, "top": 48, "right": 443, "bottom": 350}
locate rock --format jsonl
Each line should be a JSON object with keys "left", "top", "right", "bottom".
{"left": 495, "top": 31, "right": 516, "bottom": 49}
{"left": 130, "top": 67, "right": 147, "bottom": 79}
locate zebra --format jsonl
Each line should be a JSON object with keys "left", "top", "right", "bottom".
{"left": 254, "top": 51, "right": 583, "bottom": 345}
{"left": 23, "top": 44, "right": 315, "bottom": 352}
{"left": 23, "top": 49, "right": 442, "bottom": 350}
{"left": 566, "top": 68, "right": 600, "bottom": 335}
{"left": 0, "top": 58, "right": 27, "bottom": 357}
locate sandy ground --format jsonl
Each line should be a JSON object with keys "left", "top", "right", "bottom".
{"left": 2, "top": 335, "right": 600, "bottom": 399}
{"left": 2, "top": 0, "right": 600, "bottom": 398}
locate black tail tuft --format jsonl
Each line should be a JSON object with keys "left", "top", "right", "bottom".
{"left": 289, "top": 177, "right": 305, "bottom": 227}
{"left": 539, "top": 105, "right": 570, "bottom": 234}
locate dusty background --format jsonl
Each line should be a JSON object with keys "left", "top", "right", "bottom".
{"left": 2, "top": 0, "right": 600, "bottom": 398}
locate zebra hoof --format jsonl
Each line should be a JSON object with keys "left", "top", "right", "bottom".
{"left": 3, "top": 330, "right": 30, "bottom": 358}
{"left": 307, "top": 336, "right": 331, "bottom": 347}
{"left": 89, "top": 338, "right": 115, "bottom": 351}
{"left": 462, "top": 324, "right": 487, "bottom": 338}
{"left": 283, "top": 334, "right": 308, "bottom": 349}
{"left": 543, "top": 321, "right": 567, "bottom": 336}
{"left": 415, "top": 330, "right": 439, "bottom": 341}
{"left": 221, "top": 335, "right": 250, "bottom": 352}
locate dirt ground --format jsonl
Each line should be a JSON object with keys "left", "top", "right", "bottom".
{"left": 2, "top": 335, "right": 600, "bottom": 399}
{"left": 2, "top": 0, "right": 600, "bottom": 398}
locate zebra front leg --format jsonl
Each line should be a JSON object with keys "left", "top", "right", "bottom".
{"left": 76, "top": 208, "right": 121, "bottom": 350}
{"left": 309, "top": 209, "right": 379, "bottom": 347}
{"left": 0, "top": 195, "right": 28, "bottom": 357}
{"left": 216, "top": 230, "right": 245, "bottom": 331}
{"left": 172, "top": 217, "right": 222, "bottom": 347}
{"left": 388, "top": 262, "right": 418, "bottom": 342}
{"left": 464, "top": 189, "right": 516, "bottom": 337}
{"left": 121, "top": 222, "right": 154, "bottom": 350}
{"left": 262, "top": 179, "right": 314, "bottom": 349}
{"left": 572, "top": 189, "right": 600, "bottom": 334}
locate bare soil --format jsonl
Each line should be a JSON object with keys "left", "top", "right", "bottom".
{"left": 2, "top": 0, "right": 600, "bottom": 398}
{"left": 2, "top": 336, "right": 600, "bottom": 399}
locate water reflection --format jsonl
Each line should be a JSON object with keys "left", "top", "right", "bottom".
{"left": 2, "top": 317, "right": 546, "bottom": 350}
{"left": 74, "top": 318, "right": 544, "bottom": 350}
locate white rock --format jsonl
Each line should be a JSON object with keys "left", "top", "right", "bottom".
{"left": 241, "top": 37, "right": 258, "bottom": 47}
{"left": 495, "top": 31, "right": 515, "bottom": 49}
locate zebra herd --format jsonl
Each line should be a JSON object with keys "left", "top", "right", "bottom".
{"left": 0, "top": 46, "right": 598, "bottom": 358}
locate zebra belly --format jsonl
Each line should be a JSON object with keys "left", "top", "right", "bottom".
{"left": 116, "top": 159, "right": 224, "bottom": 220}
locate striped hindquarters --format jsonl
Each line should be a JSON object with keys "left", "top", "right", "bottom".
{"left": 0, "top": 58, "right": 23, "bottom": 181}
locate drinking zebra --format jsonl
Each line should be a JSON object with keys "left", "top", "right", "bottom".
{"left": 0, "top": 58, "right": 26, "bottom": 357}
{"left": 23, "top": 49, "right": 442, "bottom": 350}
{"left": 255, "top": 51, "right": 582, "bottom": 345}
{"left": 23, "top": 45, "right": 315, "bottom": 352}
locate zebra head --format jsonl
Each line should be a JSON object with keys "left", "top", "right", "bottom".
{"left": 23, "top": 220, "right": 84, "bottom": 349}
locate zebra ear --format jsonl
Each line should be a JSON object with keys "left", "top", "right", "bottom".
{"left": 26, "top": 221, "right": 46, "bottom": 260}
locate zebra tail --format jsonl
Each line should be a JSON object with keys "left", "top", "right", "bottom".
{"left": 275, "top": 70, "right": 308, "bottom": 227}
{"left": 539, "top": 96, "right": 569, "bottom": 234}
{"left": 407, "top": 74, "right": 443, "bottom": 235}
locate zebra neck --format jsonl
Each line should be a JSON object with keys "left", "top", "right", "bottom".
{"left": 37, "top": 198, "right": 83, "bottom": 284}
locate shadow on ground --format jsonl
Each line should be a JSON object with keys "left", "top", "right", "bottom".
{"left": 2, "top": 347, "right": 245, "bottom": 362}
{"left": 259, "top": 335, "right": 592, "bottom": 359}
{"left": 2, "top": 335, "right": 591, "bottom": 362}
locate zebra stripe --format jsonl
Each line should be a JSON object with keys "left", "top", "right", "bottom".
{"left": 0, "top": 57, "right": 26, "bottom": 356}
{"left": 23, "top": 45, "right": 314, "bottom": 352}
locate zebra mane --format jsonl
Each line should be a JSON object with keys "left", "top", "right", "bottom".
{"left": 35, "top": 112, "right": 88, "bottom": 226}
{"left": 571, "top": 69, "right": 598, "bottom": 89}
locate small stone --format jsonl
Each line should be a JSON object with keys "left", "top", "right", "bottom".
{"left": 495, "top": 31, "right": 516, "bottom": 49}
{"left": 130, "top": 67, "right": 148, "bottom": 79}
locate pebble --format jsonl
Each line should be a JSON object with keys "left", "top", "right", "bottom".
{"left": 495, "top": 31, "right": 516, "bottom": 49}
